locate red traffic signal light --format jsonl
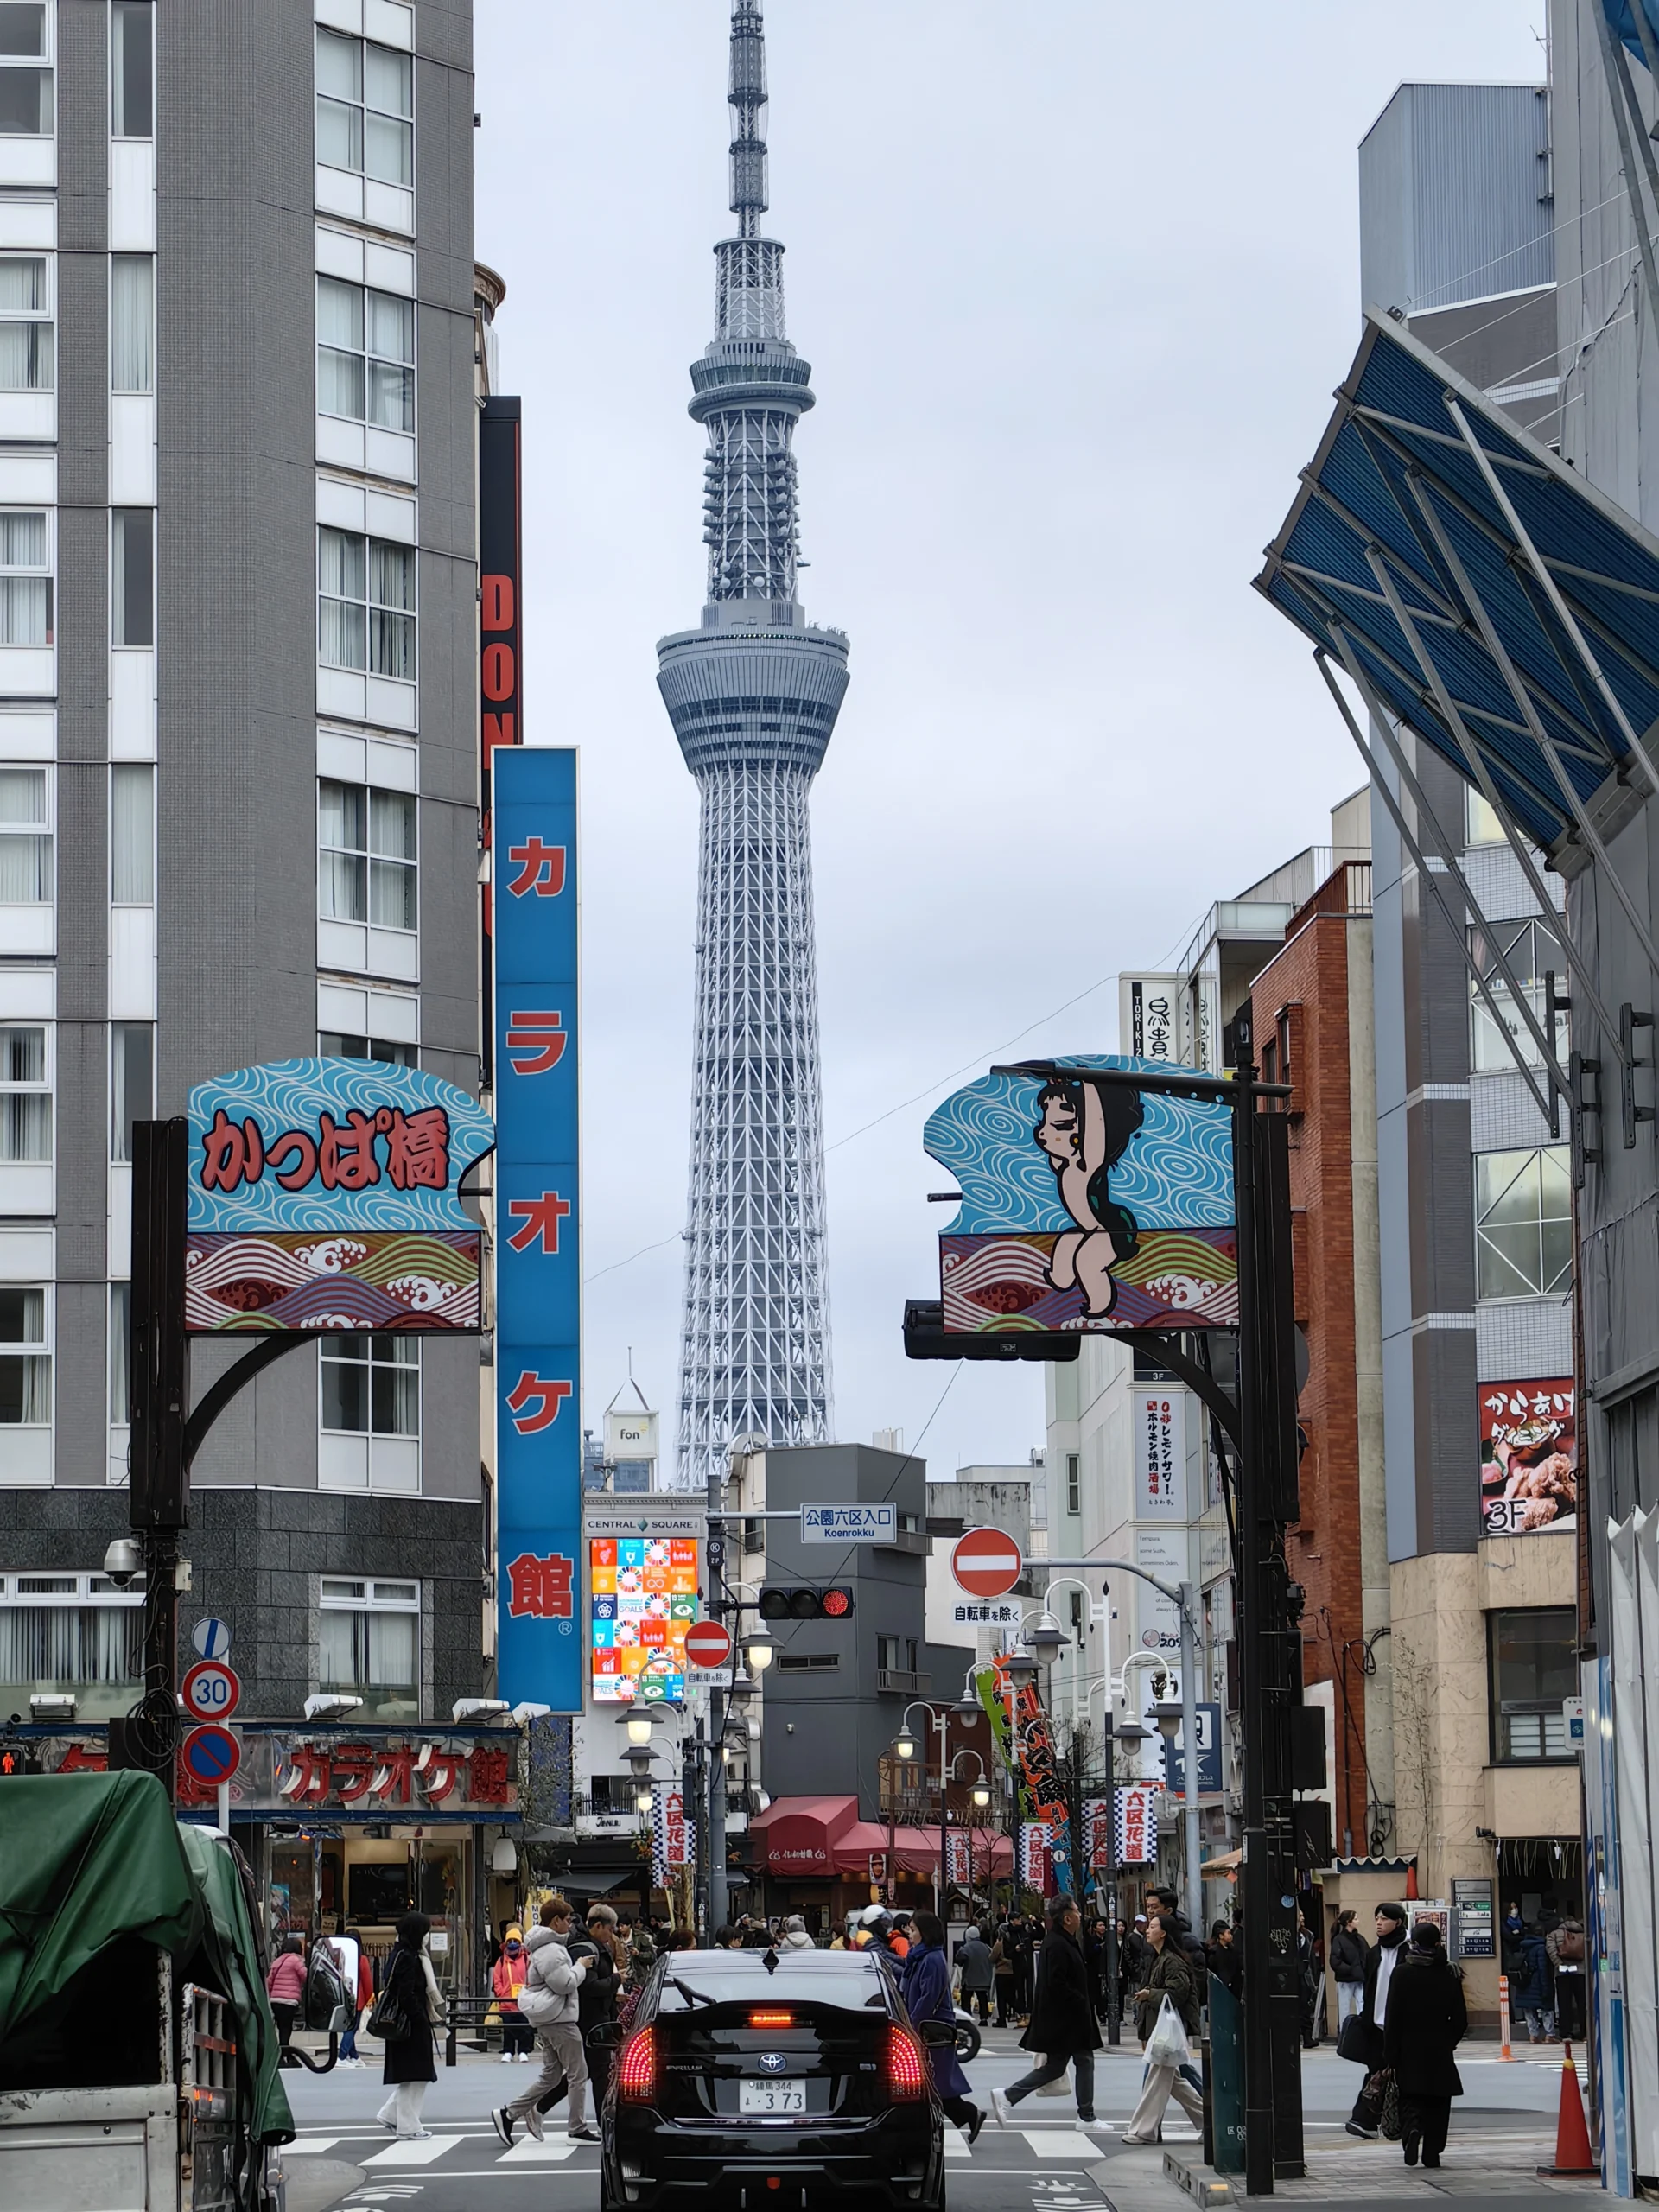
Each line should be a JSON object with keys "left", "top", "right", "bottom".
{"left": 757, "top": 1586, "right": 855, "bottom": 1622}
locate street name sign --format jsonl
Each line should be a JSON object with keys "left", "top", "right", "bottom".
{"left": 801, "top": 1503, "right": 896, "bottom": 1543}
{"left": 951, "top": 1527, "right": 1023, "bottom": 1599}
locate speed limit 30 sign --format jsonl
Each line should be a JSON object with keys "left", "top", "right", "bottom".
{"left": 181, "top": 1659, "right": 241, "bottom": 1723}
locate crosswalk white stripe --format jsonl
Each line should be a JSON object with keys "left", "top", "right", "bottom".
{"left": 1020, "top": 2130, "right": 1110, "bottom": 2159}
{"left": 498, "top": 2137, "right": 579, "bottom": 2163}
{"left": 943, "top": 2132, "right": 971, "bottom": 2159}
{"left": 281, "top": 2139, "right": 339, "bottom": 2156}
{"left": 364, "top": 2134, "right": 466, "bottom": 2167}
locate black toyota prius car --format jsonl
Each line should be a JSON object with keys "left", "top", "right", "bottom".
{"left": 592, "top": 1946, "right": 949, "bottom": 2212}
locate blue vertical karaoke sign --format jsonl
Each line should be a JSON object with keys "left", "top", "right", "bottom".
{"left": 494, "top": 747, "right": 582, "bottom": 1710}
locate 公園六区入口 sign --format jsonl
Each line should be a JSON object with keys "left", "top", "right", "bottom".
{"left": 185, "top": 1059, "right": 494, "bottom": 1332}
{"left": 800, "top": 1503, "right": 896, "bottom": 1543}
{"left": 923, "top": 1056, "right": 1237, "bottom": 1335}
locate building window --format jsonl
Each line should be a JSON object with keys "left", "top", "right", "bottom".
{"left": 319, "top": 1029, "right": 417, "bottom": 1068}
{"left": 315, "top": 29, "right": 413, "bottom": 187}
{"left": 1467, "top": 787, "right": 1505, "bottom": 847}
{"left": 877, "top": 1636, "right": 918, "bottom": 1674}
{"left": 0, "top": 1283, "right": 48, "bottom": 1424}
{"left": 318, "top": 1575, "right": 419, "bottom": 1718}
{"left": 318, "top": 529, "right": 415, "bottom": 681}
{"left": 111, "top": 256, "right": 153, "bottom": 393}
{"left": 109, "top": 1281, "right": 130, "bottom": 1427}
{"left": 0, "top": 766, "right": 47, "bottom": 901}
{"left": 319, "top": 779, "right": 416, "bottom": 933}
{"left": 317, "top": 276, "right": 414, "bottom": 433}
{"left": 1474, "top": 1146, "right": 1573, "bottom": 1300}
{"left": 1470, "top": 918, "right": 1563, "bottom": 1074}
{"left": 0, "top": 256, "right": 49, "bottom": 390}
{"left": 111, "top": 763, "right": 153, "bottom": 903}
{"left": 0, "top": 5, "right": 51, "bottom": 137}
{"left": 112, "top": 509, "right": 153, "bottom": 648}
{"left": 111, "top": 2, "right": 153, "bottom": 138}
{"left": 0, "top": 1572, "right": 143, "bottom": 1719}
{"left": 321, "top": 1332, "right": 418, "bottom": 1440}
{"left": 1065, "top": 1451, "right": 1081, "bottom": 1518}
{"left": 775, "top": 1651, "right": 839, "bottom": 1672}
{"left": 1490, "top": 1606, "right": 1576, "bottom": 1761}
{"left": 0, "top": 512, "right": 48, "bottom": 644}
{"left": 0, "top": 1023, "right": 48, "bottom": 1162}
{"left": 111, "top": 1021, "right": 152, "bottom": 1162}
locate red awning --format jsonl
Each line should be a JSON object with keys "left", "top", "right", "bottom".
{"left": 748, "top": 1795, "right": 860, "bottom": 1875}
{"left": 830, "top": 1821, "right": 1013, "bottom": 1877}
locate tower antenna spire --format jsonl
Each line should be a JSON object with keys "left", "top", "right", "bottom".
{"left": 728, "top": 0, "right": 769, "bottom": 239}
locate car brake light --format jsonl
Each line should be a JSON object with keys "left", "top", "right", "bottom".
{"left": 749, "top": 2011, "right": 794, "bottom": 2029}
{"left": 616, "top": 2026, "right": 658, "bottom": 2102}
{"left": 887, "top": 2022, "right": 925, "bottom": 2100}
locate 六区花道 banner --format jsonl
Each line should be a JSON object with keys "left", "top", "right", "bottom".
{"left": 494, "top": 746, "right": 581, "bottom": 1712}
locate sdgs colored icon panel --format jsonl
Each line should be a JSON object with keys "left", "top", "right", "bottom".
{"left": 185, "top": 1059, "right": 495, "bottom": 1333}
{"left": 589, "top": 1535, "right": 702, "bottom": 1706}
{"left": 924, "top": 1055, "right": 1236, "bottom": 1334}
{"left": 495, "top": 747, "right": 582, "bottom": 1713}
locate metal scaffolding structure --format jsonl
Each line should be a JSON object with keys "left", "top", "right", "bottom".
{"left": 658, "top": 0, "right": 849, "bottom": 1491}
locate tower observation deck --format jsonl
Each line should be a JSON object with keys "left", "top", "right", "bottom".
{"left": 658, "top": 0, "right": 848, "bottom": 1491}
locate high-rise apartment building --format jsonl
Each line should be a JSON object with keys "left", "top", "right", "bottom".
{"left": 0, "top": 2, "right": 491, "bottom": 1747}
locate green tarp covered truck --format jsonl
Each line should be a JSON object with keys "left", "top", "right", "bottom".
{"left": 0, "top": 1771, "right": 295, "bottom": 2212}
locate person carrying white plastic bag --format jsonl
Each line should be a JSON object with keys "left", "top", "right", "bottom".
{"left": 1122, "top": 1915, "right": 1205, "bottom": 2144}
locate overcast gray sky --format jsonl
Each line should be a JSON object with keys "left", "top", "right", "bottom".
{"left": 473, "top": 1, "right": 1544, "bottom": 1484}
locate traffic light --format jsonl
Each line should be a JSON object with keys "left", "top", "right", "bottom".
{"left": 0, "top": 1745, "right": 41, "bottom": 1777}
{"left": 758, "top": 1585, "right": 855, "bottom": 1622}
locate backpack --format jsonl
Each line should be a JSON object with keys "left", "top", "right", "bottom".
{"left": 1558, "top": 1925, "right": 1586, "bottom": 1963}
{"left": 304, "top": 1944, "right": 350, "bottom": 2031}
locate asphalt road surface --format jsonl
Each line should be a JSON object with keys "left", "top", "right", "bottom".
{"left": 275, "top": 2032, "right": 1574, "bottom": 2212}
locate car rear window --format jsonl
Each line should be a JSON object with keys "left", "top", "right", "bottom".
{"left": 654, "top": 1955, "right": 887, "bottom": 2012}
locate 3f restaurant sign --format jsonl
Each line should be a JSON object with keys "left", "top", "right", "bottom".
{"left": 494, "top": 747, "right": 582, "bottom": 1713}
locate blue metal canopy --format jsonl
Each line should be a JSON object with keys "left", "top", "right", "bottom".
{"left": 1255, "top": 310, "right": 1659, "bottom": 858}
{"left": 1609, "top": 0, "right": 1659, "bottom": 69}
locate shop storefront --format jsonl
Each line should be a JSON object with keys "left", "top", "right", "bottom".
{"left": 747, "top": 1795, "right": 1013, "bottom": 1929}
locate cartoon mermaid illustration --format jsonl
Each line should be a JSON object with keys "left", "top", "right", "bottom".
{"left": 1033, "top": 1074, "right": 1145, "bottom": 1318}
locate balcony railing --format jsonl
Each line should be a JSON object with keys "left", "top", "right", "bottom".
{"left": 875, "top": 1669, "right": 930, "bottom": 1696}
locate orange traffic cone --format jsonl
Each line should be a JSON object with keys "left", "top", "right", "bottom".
{"left": 1405, "top": 1860, "right": 1419, "bottom": 1900}
{"left": 1538, "top": 2042, "right": 1596, "bottom": 2177}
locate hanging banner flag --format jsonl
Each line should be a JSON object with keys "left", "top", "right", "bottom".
{"left": 1083, "top": 1796, "right": 1113, "bottom": 1869}
{"left": 652, "top": 1783, "right": 695, "bottom": 1888}
{"left": 945, "top": 1829, "right": 973, "bottom": 1888}
{"left": 978, "top": 1662, "right": 1072, "bottom": 1895}
{"left": 1020, "top": 1821, "right": 1053, "bottom": 1892}
{"left": 1116, "top": 1783, "right": 1160, "bottom": 1866}
{"left": 495, "top": 747, "right": 581, "bottom": 1711}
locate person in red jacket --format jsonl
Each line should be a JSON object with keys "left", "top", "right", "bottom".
{"left": 264, "top": 1935, "right": 307, "bottom": 2048}
{"left": 492, "top": 1924, "right": 532, "bottom": 2060}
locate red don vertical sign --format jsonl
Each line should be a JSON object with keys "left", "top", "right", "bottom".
{"left": 480, "top": 394, "right": 523, "bottom": 1082}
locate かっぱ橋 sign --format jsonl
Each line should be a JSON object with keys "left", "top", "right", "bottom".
{"left": 185, "top": 1060, "right": 494, "bottom": 1332}
{"left": 924, "top": 1056, "right": 1236, "bottom": 1332}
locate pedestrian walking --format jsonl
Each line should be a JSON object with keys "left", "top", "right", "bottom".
{"left": 780, "top": 1916, "right": 817, "bottom": 1951}
{"left": 1514, "top": 1922, "right": 1556, "bottom": 2043}
{"left": 1010, "top": 1915, "right": 1035, "bottom": 2022}
{"left": 1547, "top": 1914, "right": 1587, "bottom": 2042}
{"left": 902, "top": 1911, "right": 986, "bottom": 2143}
{"left": 1297, "top": 1910, "right": 1324, "bottom": 2047}
{"left": 492, "top": 1897, "right": 594, "bottom": 2146}
{"left": 327, "top": 1927, "right": 375, "bottom": 2065}
{"left": 491, "top": 1924, "right": 533, "bottom": 2060}
{"left": 536, "top": 1903, "right": 621, "bottom": 2126}
{"left": 1382, "top": 1918, "right": 1466, "bottom": 2169}
{"left": 1119, "top": 1915, "right": 1153, "bottom": 1993}
{"left": 991, "top": 1921, "right": 1017, "bottom": 2025}
{"left": 1120, "top": 1915, "right": 1205, "bottom": 2143}
{"left": 1330, "top": 1909, "right": 1368, "bottom": 2030}
{"left": 264, "top": 1936, "right": 306, "bottom": 2050}
{"left": 374, "top": 1913, "right": 444, "bottom": 2140}
{"left": 1342, "top": 1901, "right": 1408, "bottom": 2139}
{"left": 1206, "top": 1920, "right": 1242, "bottom": 1998}
{"left": 990, "top": 1895, "right": 1102, "bottom": 2126}
{"left": 955, "top": 1924, "right": 994, "bottom": 2024}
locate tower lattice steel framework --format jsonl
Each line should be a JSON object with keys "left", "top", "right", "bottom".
{"left": 658, "top": 0, "right": 848, "bottom": 1491}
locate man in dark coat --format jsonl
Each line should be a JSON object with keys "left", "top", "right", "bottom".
{"left": 1344, "top": 1901, "right": 1409, "bottom": 2138}
{"left": 990, "top": 1896, "right": 1102, "bottom": 2126}
{"left": 1382, "top": 1920, "right": 1466, "bottom": 2168}
{"left": 536, "top": 1904, "right": 620, "bottom": 2130}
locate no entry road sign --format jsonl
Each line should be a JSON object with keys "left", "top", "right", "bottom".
{"left": 951, "top": 1526, "right": 1024, "bottom": 1599}
{"left": 683, "top": 1619, "right": 734, "bottom": 1671}
{"left": 181, "top": 1659, "right": 241, "bottom": 1722}
{"left": 181, "top": 1724, "right": 241, "bottom": 1787}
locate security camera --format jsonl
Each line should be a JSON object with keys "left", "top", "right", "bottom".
{"left": 102, "top": 1537, "right": 143, "bottom": 1590}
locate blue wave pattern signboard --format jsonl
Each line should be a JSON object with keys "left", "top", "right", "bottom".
{"left": 924, "top": 1057, "right": 1236, "bottom": 1332}
{"left": 185, "top": 1059, "right": 494, "bottom": 1332}
{"left": 493, "top": 747, "right": 582, "bottom": 1713}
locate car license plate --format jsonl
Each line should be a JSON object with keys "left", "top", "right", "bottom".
{"left": 740, "top": 2079, "right": 806, "bottom": 2115}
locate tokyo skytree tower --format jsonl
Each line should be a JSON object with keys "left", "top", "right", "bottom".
{"left": 658, "top": 0, "right": 849, "bottom": 1491}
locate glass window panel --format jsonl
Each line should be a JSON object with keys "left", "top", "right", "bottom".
{"left": 0, "top": 1353, "right": 47, "bottom": 1420}
{"left": 0, "top": 832, "right": 48, "bottom": 899}
{"left": 319, "top": 527, "right": 365, "bottom": 603}
{"left": 0, "top": 1286, "right": 43, "bottom": 1344}
{"left": 320, "top": 1031, "right": 417, "bottom": 1067}
{"left": 109, "top": 1281, "right": 130, "bottom": 1423}
{"left": 111, "top": 763, "right": 153, "bottom": 902}
{"left": 0, "top": 1024, "right": 41, "bottom": 1083}
{"left": 365, "top": 359, "right": 412, "bottom": 432}
{"left": 0, "top": 67, "right": 50, "bottom": 136}
{"left": 319, "top": 597, "right": 365, "bottom": 670}
{"left": 320, "top": 850, "right": 365, "bottom": 923}
{"left": 0, "top": 511, "right": 44, "bottom": 567}
{"left": 319, "top": 779, "right": 366, "bottom": 852}
{"left": 111, "top": 1022, "right": 152, "bottom": 1162}
{"left": 0, "top": 6, "right": 43, "bottom": 57}
{"left": 0, "top": 575, "right": 46, "bottom": 645}
{"left": 315, "top": 28, "right": 362, "bottom": 101}
{"left": 111, "top": 256, "right": 154, "bottom": 392}
{"left": 317, "top": 1609, "right": 358, "bottom": 1686}
{"left": 368, "top": 608, "right": 413, "bottom": 681}
{"left": 0, "top": 766, "right": 43, "bottom": 824}
{"left": 366, "top": 1610, "right": 416, "bottom": 1688}
{"left": 365, "top": 110, "right": 411, "bottom": 187}
{"left": 365, "top": 290, "right": 412, "bottom": 363}
{"left": 369, "top": 858, "right": 416, "bottom": 931}
{"left": 317, "top": 346, "right": 365, "bottom": 422}
{"left": 369, "top": 787, "right": 415, "bottom": 860}
{"left": 1467, "top": 789, "right": 1504, "bottom": 845}
{"left": 368, "top": 540, "right": 414, "bottom": 612}
{"left": 0, "top": 1091, "right": 48, "bottom": 1161}
{"left": 315, "top": 94, "right": 361, "bottom": 173}
{"left": 112, "top": 510, "right": 153, "bottom": 648}
{"left": 111, "top": 3, "right": 153, "bottom": 137}
{"left": 316, "top": 275, "right": 364, "bottom": 351}
{"left": 0, "top": 257, "right": 44, "bottom": 312}
{"left": 365, "top": 43, "right": 412, "bottom": 119}
{"left": 321, "top": 1350, "right": 369, "bottom": 1433}
{"left": 371, "top": 1357, "right": 417, "bottom": 1435}
{"left": 0, "top": 320, "right": 52, "bottom": 391}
